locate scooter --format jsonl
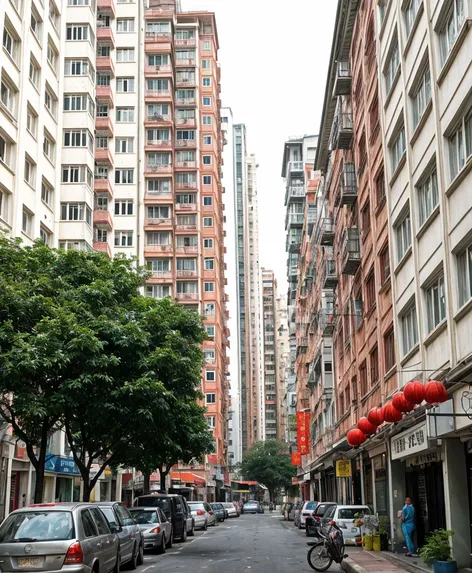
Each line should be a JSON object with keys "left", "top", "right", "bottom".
{"left": 306, "top": 520, "right": 347, "bottom": 572}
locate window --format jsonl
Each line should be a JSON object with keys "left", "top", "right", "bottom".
{"left": 117, "top": 19, "right": 135, "bottom": 33}
{"left": 175, "top": 28, "right": 193, "bottom": 39}
{"left": 22, "top": 206, "right": 33, "bottom": 236}
{"left": 204, "top": 258, "right": 214, "bottom": 270}
{"left": 46, "top": 41, "right": 58, "bottom": 72}
{"left": 206, "top": 393, "right": 216, "bottom": 404}
{"left": 1, "top": 76, "right": 18, "bottom": 117}
{"left": 205, "top": 325, "right": 215, "bottom": 338}
{"left": 43, "top": 131, "right": 55, "bottom": 162}
{"left": 384, "top": 39, "right": 399, "bottom": 93}
{"left": 203, "top": 40, "right": 211, "bottom": 51}
{"left": 97, "top": 72, "right": 110, "bottom": 86}
{"left": 146, "top": 232, "right": 170, "bottom": 245}
{"left": 439, "top": 0, "right": 465, "bottom": 64}
{"left": 60, "top": 202, "right": 92, "bottom": 225}
{"left": 379, "top": 0, "right": 389, "bottom": 24}
{"left": 115, "top": 138, "right": 134, "bottom": 153}
{"left": 116, "top": 107, "right": 135, "bottom": 122}
{"left": 29, "top": 55, "right": 40, "bottom": 88}
{"left": 147, "top": 55, "right": 169, "bottom": 67}
{"left": 425, "top": 275, "right": 446, "bottom": 333}
{"left": 147, "top": 206, "right": 169, "bottom": 219}
{"left": 62, "top": 165, "right": 93, "bottom": 187}
{"left": 97, "top": 44, "right": 110, "bottom": 57}
{"left": 202, "top": 59, "right": 211, "bottom": 69}
{"left": 448, "top": 109, "right": 472, "bottom": 181}
{"left": 117, "top": 77, "right": 135, "bottom": 92}
{"left": 201, "top": 156, "right": 212, "bottom": 167}
{"left": 204, "top": 238, "right": 214, "bottom": 248}
{"left": 457, "top": 244, "right": 472, "bottom": 306}
{"left": 114, "top": 231, "right": 133, "bottom": 247}
{"left": 115, "top": 169, "right": 134, "bottom": 184}
{"left": 203, "top": 175, "right": 212, "bottom": 186}
{"left": 0, "top": 187, "right": 10, "bottom": 223}
{"left": 95, "top": 229, "right": 108, "bottom": 243}
{"left": 147, "top": 179, "right": 171, "bottom": 194}
{"left": 391, "top": 125, "right": 406, "bottom": 172}
{"left": 202, "top": 77, "right": 211, "bottom": 87}
{"left": 114, "top": 200, "right": 134, "bottom": 215}
{"left": 96, "top": 136, "right": 108, "bottom": 149}
{"left": 359, "top": 361, "right": 368, "bottom": 396}
{"left": 375, "top": 170, "right": 385, "bottom": 207}
{"left": 24, "top": 156, "right": 36, "bottom": 186}
{"left": 404, "top": 0, "right": 422, "bottom": 37}
{"left": 203, "top": 196, "right": 212, "bottom": 206}
{"left": 39, "top": 225, "right": 52, "bottom": 246}
{"left": 205, "top": 303, "right": 215, "bottom": 316}
{"left": 66, "top": 25, "right": 91, "bottom": 41}
{"left": 67, "top": 0, "right": 91, "bottom": 5}
{"left": 412, "top": 66, "right": 431, "bottom": 129}
{"left": 3, "top": 24, "right": 19, "bottom": 63}
{"left": 26, "top": 106, "right": 38, "bottom": 136}
{"left": 64, "top": 60, "right": 90, "bottom": 77}
{"left": 418, "top": 170, "right": 438, "bottom": 225}
{"left": 206, "top": 416, "right": 216, "bottom": 429}
{"left": 380, "top": 246, "right": 391, "bottom": 285}
{"left": 146, "top": 284, "right": 171, "bottom": 299}
{"left": 365, "top": 272, "right": 376, "bottom": 310}
{"left": 202, "top": 115, "right": 212, "bottom": 126}
{"left": 204, "top": 282, "right": 215, "bottom": 292}
{"left": 95, "top": 166, "right": 108, "bottom": 180}
{"left": 203, "top": 96, "right": 211, "bottom": 106}
{"left": 49, "top": 1, "right": 59, "bottom": 29}
{"left": 370, "top": 346, "right": 379, "bottom": 386}
{"left": 117, "top": 48, "right": 135, "bottom": 62}
{"left": 63, "top": 130, "right": 93, "bottom": 151}
{"left": 203, "top": 135, "right": 212, "bottom": 145}
{"left": 395, "top": 211, "right": 412, "bottom": 262}
{"left": 361, "top": 202, "right": 371, "bottom": 239}
{"left": 176, "top": 130, "right": 195, "bottom": 141}
{"left": 44, "top": 85, "right": 57, "bottom": 118}
{"left": 384, "top": 329, "right": 395, "bottom": 371}
{"left": 176, "top": 194, "right": 196, "bottom": 204}
{"left": 206, "top": 370, "right": 215, "bottom": 382}
{"left": 203, "top": 217, "right": 213, "bottom": 227}
{"left": 0, "top": 134, "right": 12, "bottom": 167}
{"left": 401, "top": 304, "right": 418, "bottom": 355}
{"left": 30, "top": 6, "right": 42, "bottom": 43}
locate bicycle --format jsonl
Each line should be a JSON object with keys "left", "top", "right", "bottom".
{"left": 306, "top": 520, "right": 347, "bottom": 572}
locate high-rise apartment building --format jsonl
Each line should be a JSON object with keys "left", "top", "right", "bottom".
{"left": 262, "top": 269, "right": 277, "bottom": 440}
{"left": 275, "top": 293, "right": 290, "bottom": 442}
{"left": 0, "top": 0, "right": 228, "bottom": 500}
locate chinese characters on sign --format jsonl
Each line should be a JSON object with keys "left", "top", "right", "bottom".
{"left": 391, "top": 422, "right": 428, "bottom": 460}
{"left": 292, "top": 451, "right": 301, "bottom": 466}
{"left": 297, "top": 411, "right": 310, "bottom": 455}
{"left": 335, "top": 459, "right": 352, "bottom": 478}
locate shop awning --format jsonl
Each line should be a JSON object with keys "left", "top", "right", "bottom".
{"left": 232, "top": 480, "right": 257, "bottom": 485}
{"left": 171, "top": 472, "right": 206, "bottom": 486}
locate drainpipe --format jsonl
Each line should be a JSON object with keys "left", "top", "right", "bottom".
{"left": 359, "top": 453, "right": 365, "bottom": 505}
{"left": 386, "top": 439, "right": 395, "bottom": 552}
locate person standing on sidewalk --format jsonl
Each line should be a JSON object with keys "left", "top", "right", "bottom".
{"left": 401, "top": 497, "right": 418, "bottom": 557}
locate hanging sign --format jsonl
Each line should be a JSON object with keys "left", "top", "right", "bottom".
{"left": 292, "top": 451, "right": 301, "bottom": 466}
{"left": 391, "top": 422, "right": 428, "bottom": 460}
{"left": 297, "top": 411, "right": 310, "bottom": 455}
{"left": 335, "top": 459, "right": 352, "bottom": 478}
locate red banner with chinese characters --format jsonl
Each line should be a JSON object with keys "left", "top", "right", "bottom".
{"left": 297, "top": 411, "right": 310, "bottom": 455}
{"left": 292, "top": 451, "right": 301, "bottom": 466}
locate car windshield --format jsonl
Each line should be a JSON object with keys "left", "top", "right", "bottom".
{"left": 130, "top": 511, "right": 158, "bottom": 525}
{"left": 245, "top": 502, "right": 257, "bottom": 506}
{"left": 137, "top": 498, "right": 171, "bottom": 513}
{"left": 188, "top": 503, "right": 205, "bottom": 510}
{"left": 222, "top": 503, "right": 233, "bottom": 508}
{"left": 305, "top": 502, "right": 317, "bottom": 510}
{"left": 0, "top": 511, "right": 74, "bottom": 543}
{"left": 338, "top": 508, "right": 370, "bottom": 519}
{"left": 210, "top": 504, "right": 222, "bottom": 509}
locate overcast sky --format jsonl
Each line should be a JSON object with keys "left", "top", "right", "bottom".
{"left": 183, "top": 0, "right": 338, "bottom": 293}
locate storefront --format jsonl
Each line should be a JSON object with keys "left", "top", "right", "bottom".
{"left": 54, "top": 458, "right": 80, "bottom": 502}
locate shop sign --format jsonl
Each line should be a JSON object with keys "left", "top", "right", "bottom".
{"left": 405, "top": 451, "right": 438, "bottom": 467}
{"left": 223, "top": 471, "right": 230, "bottom": 486}
{"left": 335, "top": 459, "right": 352, "bottom": 478}
{"left": 453, "top": 389, "right": 472, "bottom": 432}
{"left": 291, "top": 477, "right": 299, "bottom": 486}
{"left": 55, "top": 457, "right": 80, "bottom": 475}
{"left": 391, "top": 422, "right": 428, "bottom": 460}
{"left": 292, "top": 451, "right": 301, "bottom": 466}
{"left": 297, "top": 411, "right": 310, "bottom": 455}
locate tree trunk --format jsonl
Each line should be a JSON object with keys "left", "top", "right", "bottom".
{"left": 143, "top": 474, "right": 151, "bottom": 495}
{"left": 160, "top": 469, "right": 169, "bottom": 493}
{"left": 33, "top": 421, "right": 49, "bottom": 503}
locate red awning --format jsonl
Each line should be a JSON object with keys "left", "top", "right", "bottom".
{"left": 233, "top": 480, "right": 257, "bottom": 485}
{"left": 171, "top": 472, "right": 206, "bottom": 487}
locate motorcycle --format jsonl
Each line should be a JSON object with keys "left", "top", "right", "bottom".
{"left": 269, "top": 503, "right": 274, "bottom": 512}
{"left": 306, "top": 520, "right": 347, "bottom": 572}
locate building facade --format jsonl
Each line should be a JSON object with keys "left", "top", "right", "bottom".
{"left": 262, "top": 269, "right": 277, "bottom": 440}
{"left": 275, "top": 293, "right": 289, "bottom": 442}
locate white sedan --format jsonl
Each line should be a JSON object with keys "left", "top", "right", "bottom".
{"left": 187, "top": 501, "right": 217, "bottom": 530}
{"left": 221, "top": 502, "right": 239, "bottom": 518}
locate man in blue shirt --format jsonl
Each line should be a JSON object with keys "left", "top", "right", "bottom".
{"left": 401, "top": 497, "right": 418, "bottom": 557}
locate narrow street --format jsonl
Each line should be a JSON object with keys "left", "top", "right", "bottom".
{"left": 136, "top": 513, "right": 346, "bottom": 573}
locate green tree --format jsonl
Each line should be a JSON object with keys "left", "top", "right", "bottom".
{"left": 239, "top": 440, "right": 295, "bottom": 503}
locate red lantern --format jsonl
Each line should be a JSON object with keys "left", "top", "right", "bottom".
{"left": 357, "top": 417, "right": 377, "bottom": 435}
{"left": 347, "top": 428, "right": 367, "bottom": 447}
{"left": 383, "top": 402, "right": 403, "bottom": 423}
{"left": 392, "top": 392, "right": 414, "bottom": 413}
{"left": 424, "top": 381, "right": 448, "bottom": 404}
{"left": 367, "top": 407, "right": 384, "bottom": 427}
{"left": 403, "top": 381, "right": 425, "bottom": 404}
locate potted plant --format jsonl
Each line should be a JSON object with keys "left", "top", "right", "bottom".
{"left": 363, "top": 515, "right": 380, "bottom": 551}
{"left": 378, "top": 515, "right": 389, "bottom": 551}
{"left": 419, "top": 530, "right": 456, "bottom": 573}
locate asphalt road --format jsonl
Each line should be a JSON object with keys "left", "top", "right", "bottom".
{"left": 136, "top": 512, "right": 347, "bottom": 573}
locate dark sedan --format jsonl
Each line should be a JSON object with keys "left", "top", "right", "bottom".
{"left": 210, "top": 503, "right": 226, "bottom": 522}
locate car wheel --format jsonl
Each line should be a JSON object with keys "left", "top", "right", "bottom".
{"left": 203, "top": 520, "right": 208, "bottom": 531}
{"left": 128, "top": 543, "right": 138, "bottom": 570}
{"left": 188, "top": 521, "right": 195, "bottom": 537}
{"left": 166, "top": 528, "right": 173, "bottom": 549}
{"left": 157, "top": 536, "right": 166, "bottom": 555}
{"left": 180, "top": 525, "right": 187, "bottom": 542}
{"left": 137, "top": 542, "right": 144, "bottom": 566}
{"left": 113, "top": 553, "right": 121, "bottom": 573}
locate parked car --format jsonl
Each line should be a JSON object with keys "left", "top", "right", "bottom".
{"left": 0, "top": 503, "right": 120, "bottom": 573}
{"left": 233, "top": 502, "right": 241, "bottom": 517}
{"left": 210, "top": 503, "right": 226, "bottom": 522}
{"left": 221, "top": 502, "right": 239, "bottom": 518}
{"left": 243, "top": 501, "right": 264, "bottom": 514}
{"left": 305, "top": 502, "right": 337, "bottom": 536}
{"left": 135, "top": 494, "right": 195, "bottom": 541}
{"left": 129, "top": 507, "right": 172, "bottom": 554}
{"left": 289, "top": 502, "right": 300, "bottom": 521}
{"left": 322, "top": 504, "right": 372, "bottom": 545}
{"left": 187, "top": 501, "right": 217, "bottom": 530}
{"left": 295, "top": 500, "right": 318, "bottom": 529}
{"left": 95, "top": 502, "right": 143, "bottom": 568}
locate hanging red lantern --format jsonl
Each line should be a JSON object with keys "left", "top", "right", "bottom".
{"left": 403, "top": 381, "right": 425, "bottom": 405}
{"left": 347, "top": 428, "right": 367, "bottom": 447}
{"left": 383, "top": 402, "right": 403, "bottom": 423}
{"left": 357, "top": 417, "right": 377, "bottom": 435}
{"left": 392, "top": 392, "right": 414, "bottom": 413}
{"left": 367, "top": 407, "right": 384, "bottom": 427}
{"left": 424, "top": 381, "right": 448, "bottom": 404}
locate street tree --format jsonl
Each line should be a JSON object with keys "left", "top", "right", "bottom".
{"left": 239, "top": 439, "right": 295, "bottom": 503}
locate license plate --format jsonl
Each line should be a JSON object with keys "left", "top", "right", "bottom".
{"left": 18, "top": 557, "right": 42, "bottom": 568}
{"left": 351, "top": 527, "right": 358, "bottom": 532}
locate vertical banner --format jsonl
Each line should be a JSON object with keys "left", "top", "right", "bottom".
{"left": 292, "top": 451, "right": 301, "bottom": 466}
{"left": 297, "top": 411, "right": 310, "bottom": 455}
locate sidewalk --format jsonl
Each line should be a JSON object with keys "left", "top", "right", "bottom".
{"left": 342, "top": 550, "right": 472, "bottom": 573}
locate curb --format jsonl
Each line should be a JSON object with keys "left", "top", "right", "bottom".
{"left": 380, "top": 552, "right": 431, "bottom": 573}
{"left": 341, "top": 558, "right": 368, "bottom": 573}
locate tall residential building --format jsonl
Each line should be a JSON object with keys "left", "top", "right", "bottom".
{"left": 262, "top": 269, "right": 277, "bottom": 440}
{"left": 0, "top": 0, "right": 228, "bottom": 503}
{"left": 275, "top": 293, "right": 290, "bottom": 442}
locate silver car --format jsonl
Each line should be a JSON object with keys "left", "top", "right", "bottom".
{"left": 129, "top": 507, "right": 172, "bottom": 554}
{"left": 187, "top": 502, "right": 216, "bottom": 530}
{"left": 221, "top": 502, "right": 238, "bottom": 518}
{"left": 0, "top": 503, "right": 120, "bottom": 573}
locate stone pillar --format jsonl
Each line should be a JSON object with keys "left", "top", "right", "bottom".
{"left": 389, "top": 458, "right": 406, "bottom": 553}
{"left": 115, "top": 472, "right": 123, "bottom": 502}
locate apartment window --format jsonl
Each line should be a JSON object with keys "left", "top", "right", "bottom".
{"left": 204, "top": 282, "right": 215, "bottom": 292}
{"left": 29, "top": 55, "right": 41, "bottom": 89}
{"left": 439, "top": 0, "right": 465, "bottom": 65}
{"left": 96, "top": 137, "right": 108, "bottom": 150}
{"left": 147, "top": 206, "right": 169, "bottom": 219}
{"left": 425, "top": 275, "right": 446, "bottom": 333}
{"left": 418, "top": 170, "right": 438, "bottom": 225}
{"left": 1, "top": 76, "right": 18, "bottom": 117}
{"left": 62, "top": 165, "right": 93, "bottom": 187}
{"left": 457, "top": 244, "right": 472, "bottom": 306}
{"left": 395, "top": 211, "right": 412, "bottom": 262}
{"left": 206, "top": 416, "right": 216, "bottom": 429}
{"left": 22, "top": 207, "right": 33, "bottom": 236}
{"left": 203, "top": 135, "right": 212, "bottom": 145}
{"left": 96, "top": 229, "right": 108, "bottom": 242}
{"left": 203, "top": 175, "right": 212, "bottom": 186}
{"left": 60, "top": 202, "right": 92, "bottom": 225}
{"left": 384, "top": 38, "right": 400, "bottom": 94}
{"left": 146, "top": 232, "right": 170, "bottom": 245}
{"left": 0, "top": 133, "right": 12, "bottom": 168}
{"left": 391, "top": 125, "right": 406, "bottom": 173}
{"left": 401, "top": 304, "right": 419, "bottom": 355}
{"left": 63, "top": 130, "right": 93, "bottom": 151}
{"left": 95, "top": 195, "right": 108, "bottom": 211}
{"left": 95, "top": 166, "right": 108, "bottom": 180}
{"left": 370, "top": 346, "right": 379, "bottom": 386}
{"left": 203, "top": 196, "right": 213, "bottom": 206}
{"left": 147, "top": 55, "right": 169, "bottom": 67}
{"left": 206, "top": 370, "right": 215, "bottom": 382}
{"left": 116, "top": 107, "right": 135, "bottom": 122}
{"left": 376, "top": 170, "right": 385, "bottom": 206}
{"left": 205, "top": 302, "right": 215, "bottom": 316}
{"left": 47, "top": 41, "right": 58, "bottom": 72}
{"left": 412, "top": 66, "right": 431, "bottom": 129}
{"left": 3, "top": 24, "right": 19, "bottom": 63}
{"left": 204, "top": 238, "right": 214, "bottom": 248}
{"left": 203, "top": 217, "right": 213, "bottom": 227}
{"left": 205, "top": 325, "right": 215, "bottom": 339}
{"left": 380, "top": 246, "right": 391, "bottom": 285}
{"left": 114, "top": 231, "right": 133, "bottom": 247}
{"left": 203, "top": 115, "right": 212, "bottom": 125}
{"left": 117, "top": 19, "right": 135, "bottom": 33}
{"left": 203, "top": 96, "right": 211, "bottom": 106}
{"left": 404, "top": 0, "right": 422, "bottom": 37}
{"left": 146, "top": 285, "right": 171, "bottom": 300}
{"left": 97, "top": 44, "right": 110, "bottom": 57}
{"left": 49, "top": 1, "right": 59, "bottom": 29}
{"left": 43, "top": 131, "right": 55, "bottom": 162}
{"left": 66, "top": 25, "right": 91, "bottom": 41}
{"left": 67, "top": 0, "right": 91, "bottom": 5}
{"left": 24, "top": 156, "right": 36, "bottom": 187}
{"left": 39, "top": 225, "right": 52, "bottom": 246}
{"left": 147, "top": 179, "right": 170, "bottom": 193}
{"left": 359, "top": 361, "right": 368, "bottom": 396}
{"left": 448, "top": 109, "right": 472, "bottom": 181}
{"left": 206, "top": 393, "right": 216, "bottom": 405}
{"left": 64, "top": 60, "right": 89, "bottom": 76}
{"left": 26, "top": 106, "right": 38, "bottom": 137}
{"left": 384, "top": 328, "right": 395, "bottom": 371}
{"left": 115, "top": 138, "right": 134, "bottom": 153}
{"left": 361, "top": 202, "right": 371, "bottom": 239}
{"left": 175, "top": 28, "right": 193, "bottom": 39}
{"left": 115, "top": 169, "right": 134, "bottom": 184}
{"left": 202, "top": 77, "right": 211, "bottom": 87}
{"left": 30, "top": 6, "right": 42, "bottom": 43}
{"left": 365, "top": 271, "right": 376, "bottom": 310}
{"left": 205, "top": 258, "right": 215, "bottom": 271}
{"left": 117, "top": 48, "right": 135, "bottom": 62}
{"left": 203, "top": 40, "right": 211, "bottom": 51}
{"left": 97, "top": 72, "right": 110, "bottom": 86}
{"left": 175, "top": 150, "right": 195, "bottom": 163}
{"left": 176, "top": 130, "right": 195, "bottom": 141}
{"left": 202, "top": 59, "right": 211, "bottom": 70}
{"left": 116, "top": 78, "right": 135, "bottom": 92}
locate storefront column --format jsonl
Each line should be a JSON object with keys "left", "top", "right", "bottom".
{"left": 443, "top": 439, "right": 471, "bottom": 568}
{"left": 388, "top": 456, "right": 406, "bottom": 553}
{"left": 26, "top": 463, "right": 33, "bottom": 506}
{"left": 359, "top": 455, "right": 365, "bottom": 505}
{"left": 115, "top": 473, "right": 122, "bottom": 502}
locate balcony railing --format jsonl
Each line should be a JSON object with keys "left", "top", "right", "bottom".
{"left": 315, "top": 217, "right": 334, "bottom": 246}
{"left": 145, "top": 164, "right": 172, "bottom": 174}
{"left": 175, "top": 117, "right": 196, "bottom": 127}
{"left": 175, "top": 181, "right": 197, "bottom": 189}
{"left": 175, "top": 58, "right": 196, "bottom": 66}
{"left": 330, "top": 104, "right": 353, "bottom": 150}
{"left": 321, "top": 259, "right": 338, "bottom": 289}
{"left": 175, "top": 139, "right": 196, "bottom": 148}
{"left": 336, "top": 162, "right": 357, "bottom": 207}
{"left": 319, "top": 308, "right": 335, "bottom": 336}
{"left": 175, "top": 97, "right": 196, "bottom": 106}
{"left": 175, "top": 223, "right": 197, "bottom": 230}
{"left": 176, "top": 269, "right": 197, "bottom": 278}
{"left": 175, "top": 160, "right": 196, "bottom": 168}
{"left": 145, "top": 31, "right": 172, "bottom": 42}
{"left": 176, "top": 77, "right": 196, "bottom": 87}
{"left": 284, "top": 185, "right": 305, "bottom": 205}
{"left": 144, "top": 64, "right": 172, "bottom": 75}
{"left": 175, "top": 292, "right": 199, "bottom": 301}
{"left": 146, "top": 139, "right": 171, "bottom": 149}
{"left": 144, "top": 244, "right": 173, "bottom": 253}
{"left": 333, "top": 61, "right": 352, "bottom": 96}
{"left": 285, "top": 212, "right": 304, "bottom": 229}
{"left": 175, "top": 203, "right": 197, "bottom": 211}
{"left": 144, "top": 217, "right": 172, "bottom": 227}
{"left": 341, "top": 228, "right": 361, "bottom": 275}
{"left": 175, "top": 245, "right": 198, "bottom": 254}
{"left": 93, "top": 241, "right": 112, "bottom": 257}
{"left": 149, "top": 270, "right": 172, "bottom": 280}
{"left": 145, "top": 91, "right": 172, "bottom": 102}
{"left": 145, "top": 190, "right": 172, "bottom": 200}
{"left": 174, "top": 38, "right": 196, "bottom": 47}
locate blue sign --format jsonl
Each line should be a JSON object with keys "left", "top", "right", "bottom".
{"left": 55, "top": 458, "right": 80, "bottom": 475}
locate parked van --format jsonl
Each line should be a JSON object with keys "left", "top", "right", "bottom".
{"left": 134, "top": 494, "right": 194, "bottom": 542}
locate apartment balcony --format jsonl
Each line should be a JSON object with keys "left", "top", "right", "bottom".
{"left": 175, "top": 202, "right": 197, "bottom": 212}
{"left": 176, "top": 269, "right": 197, "bottom": 278}
{"left": 315, "top": 217, "right": 334, "bottom": 246}
{"left": 175, "top": 37, "right": 196, "bottom": 47}
{"left": 95, "top": 148, "right": 113, "bottom": 165}
{"left": 297, "top": 337, "right": 308, "bottom": 356}
{"left": 175, "top": 97, "right": 196, "bottom": 106}
{"left": 174, "top": 160, "right": 196, "bottom": 169}
{"left": 175, "top": 139, "right": 196, "bottom": 149}
{"left": 96, "top": 86, "right": 114, "bottom": 107}
{"left": 175, "top": 292, "right": 199, "bottom": 302}
{"left": 96, "top": 26, "right": 115, "bottom": 48}
{"left": 144, "top": 111, "right": 172, "bottom": 124}
{"left": 145, "top": 164, "right": 172, "bottom": 175}
{"left": 93, "top": 209, "right": 113, "bottom": 229}
{"left": 175, "top": 181, "right": 198, "bottom": 190}
{"left": 175, "top": 245, "right": 198, "bottom": 254}
{"left": 147, "top": 271, "right": 172, "bottom": 283}
{"left": 336, "top": 162, "right": 357, "bottom": 207}
{"left": 145, "top": 139, "right": 172, "bottom": 151}
{"left": 95, "top": 116, "right": 114, "bottom": 136}
{"left": 341, "top": 228, "right": 361, "bottom": 275}
{"left": 321, "top": 259, "right": 338, "bottom": 289}
{"left": 144, "top": 217, "right": 172, "bottom": 229}
{"left": 286, "top": 236, "right": 301, "bottom": 253}
{"left": 284, "top": 185, "right": 305, "bottom": 205}
{"left": 285, "top": 212, "right": 304, "bottom": 230}
{"left": 97, "top": 0, "right": 116, "bottom": 17}
{"left": 290, "top": 161, "right": 304, "bottom": 172}
{"left": 175, "top": 223, "right": 197, "bottom": 231}
{"left": 144, "top": 64, "right": 173, "bottom": 76}
{"left": 330, "top": 110, "right": 353, "bottom": 150}
{"left": 175, "top": 117, "right": 196, "bottom": 128}
{"left": 145, "top": 31, "right": 172, "bottom": 43}
{"left": 319, "top": 308, "right": 335, "bottom": 336}
{"left": 307, "top": 205, "right": 317, "bottom": 235}
{"left": 96, "top": 56, "right": 115, "bottom": 77}
{"left": 94, "top": 178, "right": 113, "bottom": 198}
{"left": 176, "top": 77, "right": 196, "bottom": 88}
{"left": 333, "top": 61, "right": 352, "bottom": 96}
{"left": 144, "top": 190, "right": 173, "bottom": 203}
{"left": 93, "top": 241, "right": 112, "bottom": 257}
{"left": 176, "top": 59, "right": 196, "bottom": 67}
{"left": 144, "top": 244, "right": 173, "bottom": 254}
{"left": 144, "top": 7, "right": 175, "bottom": 18}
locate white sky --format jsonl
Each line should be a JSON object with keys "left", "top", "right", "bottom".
{"left": 182, "top": 0, "right": 338, "bottom": 293}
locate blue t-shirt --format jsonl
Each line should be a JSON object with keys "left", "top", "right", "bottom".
{"left": 402, "top": 504, "right": 415, "bottom": 524}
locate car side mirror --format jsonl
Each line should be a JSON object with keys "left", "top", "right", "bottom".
{"left": 110, "top": 524, "right": 122, "bottom": 534}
